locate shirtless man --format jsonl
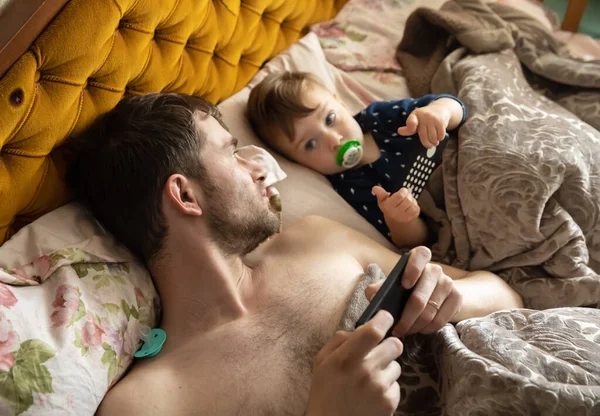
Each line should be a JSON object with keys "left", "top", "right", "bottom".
{"left": 69, "top": 93, "right": 523, "bottom": 416}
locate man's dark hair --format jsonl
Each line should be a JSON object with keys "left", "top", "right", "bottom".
{"left": 67, "top": 93, "right": 224, "bottom": 266}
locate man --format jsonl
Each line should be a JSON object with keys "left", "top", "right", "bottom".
{"left": 69, "top": 93, "right": 523, "bottom": 415}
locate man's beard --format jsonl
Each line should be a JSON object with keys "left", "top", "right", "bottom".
{"left": 203, "top": 175, "right": 281, "bottom": 256}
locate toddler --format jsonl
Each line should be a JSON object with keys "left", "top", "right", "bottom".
{"left": 247, "top": 71, "right": 465, "bottom": 248}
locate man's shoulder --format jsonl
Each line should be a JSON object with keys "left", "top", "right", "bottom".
{"left": 276, "top": 216, "right": 346, "bottom": 246}
{"left": 96, "top": 366, "right": 172, "bottom": 415}
{"left": 96, "top": 377, "right": 141, "bottom": 415}
{"left": 288, "top": 215, "right": 344, "bottom": 232}
{"left": 283, "top": 215, "right": 365, "bottom": 249}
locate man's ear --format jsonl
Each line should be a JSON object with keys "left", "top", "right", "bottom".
{"left": 165, "top": 174, "right": 203, "bottom": 216}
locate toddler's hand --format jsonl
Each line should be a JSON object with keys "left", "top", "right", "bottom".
{"left": 397, "top": 103, "right": 450, "bottom": 149}
{"left": 373, "top": 186, "right": 420, "bottom": 224}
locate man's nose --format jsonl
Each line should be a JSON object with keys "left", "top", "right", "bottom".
{"left": 247, "top": 158, "right": 267, "bottom": 183}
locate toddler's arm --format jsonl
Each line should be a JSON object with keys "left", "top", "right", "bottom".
{"left": 397, "top": 95, "right": 466, "bottom": 149}
{"left": 372, "top": 186, "right": 428, "bottom": 248}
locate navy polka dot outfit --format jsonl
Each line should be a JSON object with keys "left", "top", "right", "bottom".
{"left": 326, "top": 94, "right": 466, "bottom": 241}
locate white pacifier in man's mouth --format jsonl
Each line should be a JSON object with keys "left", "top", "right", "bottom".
{"left": 336, "top": 140, "right": 363, "bottom": 169}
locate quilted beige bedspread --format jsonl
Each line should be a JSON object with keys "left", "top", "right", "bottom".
{"left": 341, "top": 265, "right": 600, "bottom": 415}
{"left": 397, "top": 0, "right": 600, "bottom": 310}
{"left": 378, "top": 0, "right": 600, "bottom": 413}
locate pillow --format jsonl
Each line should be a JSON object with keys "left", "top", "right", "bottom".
{"left": 218, "top": 32, "right": 415, "bottom": 250}
{"left": 310, "top": 0, "right": 556, "bottom": 74}
{"left": 0, "top": 202, "right": 159, "bottom": 415}
{"left": 310, "top": 0, "right": 449, "bottom": 73}
{"left": 554, "top": 31, "right": 600, "bottom": 61}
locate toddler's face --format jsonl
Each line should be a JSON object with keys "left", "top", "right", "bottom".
{"left": 274, "top": 86, "right": 364, "bottom": 175}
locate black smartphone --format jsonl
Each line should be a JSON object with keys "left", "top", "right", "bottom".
{"left": 355, "top": 253, "right": 413, "bottom": 337}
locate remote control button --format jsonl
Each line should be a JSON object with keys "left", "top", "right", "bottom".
{"left": 427, "top": 146, "right": 436, "bottom": 158}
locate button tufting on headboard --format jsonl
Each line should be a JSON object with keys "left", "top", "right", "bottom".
{"left": 0, "top": 0, "right": 347, "bottom": 243}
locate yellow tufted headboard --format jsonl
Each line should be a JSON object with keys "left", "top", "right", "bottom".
{"left": 0, "top": 0, "right": 347, "bottom": 244}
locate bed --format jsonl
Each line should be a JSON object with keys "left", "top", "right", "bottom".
{"left": 0, "top": 0, "right": 599, "bottom": 414}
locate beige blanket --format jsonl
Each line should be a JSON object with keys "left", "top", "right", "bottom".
{"left": 342, "top": 264, "right": 600, "bottom": 415}
{"left": 396, "top": 0, "right": 600, "bottom": 310}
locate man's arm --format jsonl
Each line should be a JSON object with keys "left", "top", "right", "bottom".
{"left": 306, "top": 216, "right": 523, "bottom": 321}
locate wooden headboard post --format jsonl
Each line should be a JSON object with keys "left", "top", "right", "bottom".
{"left": 0, "top": 0, "right": 69, "bottom": 78}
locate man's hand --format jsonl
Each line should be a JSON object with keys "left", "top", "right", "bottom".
{"left": 305, "top": 311, "right": 403, "bottom": 416}
{"left": 365, "top": 247, "right": 463, "bottom": 336}
{"left": 373, "top": 186, "right": 420, "bottom": 225}
{"left": 397, "top": 98, "right": 463, "bottom": 149}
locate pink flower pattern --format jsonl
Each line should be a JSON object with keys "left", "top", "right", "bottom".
{"left": 0, "top": 284, "right": 17, "bottom": 308}
{"left": 312, "top": 21, "right": 347, "bottom": 39}
{"left": 10, "top": 255, "right": 53, "bottom": 285}
{"left": 0, "top": 352, "right": 14, "bottom": 372}
{"left": 0, "top": 311, "right": 19, "bottom": 371}
{"left": 33, "top": 255, "right": 52, "bottom": 278}
{"left": 134, "top": 287, "right": 145, "bottom": 305}
{"left": 50, "top": 285, "right": 80, "bottom": 328}
{"left": 11, "top": 268, "right": 41, "bottom": 285}
{"left": 81, "top": 313, "right": 104, "bottom": 348}
{"left": 102, "top": 315, "right": 128, "bottom": 357}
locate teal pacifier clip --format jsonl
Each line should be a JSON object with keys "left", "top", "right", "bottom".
{"left": 336, "top": 140, "right": 363, "bottom": 169}
{"left": 134, "top": 328, "right": 166, "bottom": 358}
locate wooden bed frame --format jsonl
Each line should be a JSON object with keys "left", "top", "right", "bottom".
{"left": 559, "top": 0, "right": 588, "bottom": 33}
{"left": 0, "top": 0, "right": 69, "bottom": 78}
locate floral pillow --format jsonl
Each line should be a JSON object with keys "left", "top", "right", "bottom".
{"left": 311, "top": 0, "right": 448, "bottom": 73}
{"left": 311, "top": 0, "right": 557, "bottom": 75}
{"left": 0, "top": 203, "right": 159, "bottom": 415}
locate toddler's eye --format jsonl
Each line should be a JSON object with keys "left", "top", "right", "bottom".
{"left": 325, "top": 112, "right": 336, "bottom": 126}
{"left": 305, "top": 139, "right": 317, "bottom": 151}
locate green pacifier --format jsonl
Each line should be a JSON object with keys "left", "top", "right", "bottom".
{"left": 134, "top": 328, "right": 166, "bottom": 358}
{"left": 336, "top": 140, "right": 363, "bottom": 169}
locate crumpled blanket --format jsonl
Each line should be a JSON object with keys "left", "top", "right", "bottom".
{"left": 395, "top": 0, "right": 600, "bottom": 309}
{"left": 340, "top": 264, "right": 600, "bottom": 415}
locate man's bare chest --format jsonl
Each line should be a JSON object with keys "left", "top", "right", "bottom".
{"left": 154, "top": 230, "right": 368, "bottom": 414}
